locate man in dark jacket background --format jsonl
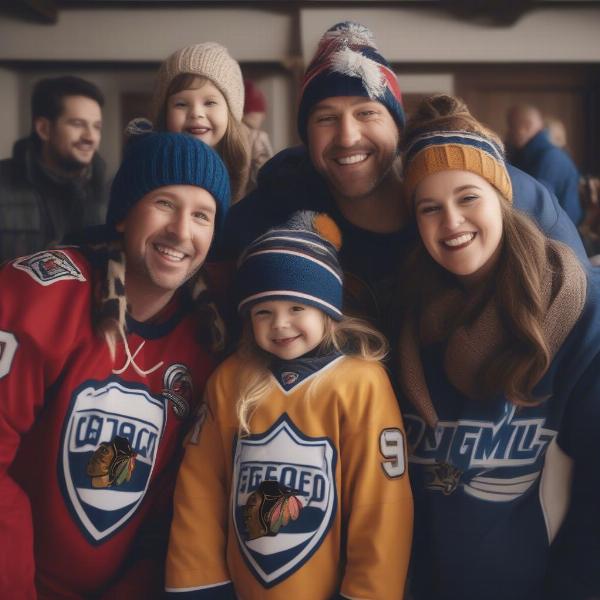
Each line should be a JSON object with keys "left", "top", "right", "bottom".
{"left": 507, "top": 103, "right": 583, "bottom": 226}
{"left": 0, "top": 75, "right": 107, "bottom": 262}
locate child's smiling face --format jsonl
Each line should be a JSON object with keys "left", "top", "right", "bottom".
{"left": 250, "top": 300, "right": 326, "bottom": 360}
{"left": 166, "top": 78, "right": 229, "bottom": 148}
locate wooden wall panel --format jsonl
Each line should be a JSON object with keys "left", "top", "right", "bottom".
{"left": 455, "top": 65, "right": 597, "bottom": 172}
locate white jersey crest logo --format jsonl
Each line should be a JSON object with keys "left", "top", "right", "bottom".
{"left": 232, "top": 414, "right": 337, "bottom": 587}
{"left": 59, "top": 378, "right": 166, "bottom": 543}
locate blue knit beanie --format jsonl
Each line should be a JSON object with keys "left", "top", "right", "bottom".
{"left": 236, "top": 212, "right": 343, "bottom": 321}
{"left": 106, "top": 131, "right": 230, "bottom": 235}
{"left": 297, "top": 21, "right": 405, "bottom": 144}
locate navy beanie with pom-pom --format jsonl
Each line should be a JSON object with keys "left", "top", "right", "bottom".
{"left": 235, "top": 211, "right": 344, "bottom": 321}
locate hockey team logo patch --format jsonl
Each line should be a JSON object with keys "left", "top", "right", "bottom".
{"left": 232, "top": 414, "right": 337, "bottom": 587}
{"left": 162, "top": 363, "right": 193, "bottom": 419}
{"left": 59, "top": 378, "right": 166, "bottom": 543}
{"left": 406, "top": 403, "right": 556, "bottom": 502}
{"left": 281, "top": 371, "right": 299, "bottom": 387}
{"left": 13, "top": 250, "right": 86, "bottom": 285}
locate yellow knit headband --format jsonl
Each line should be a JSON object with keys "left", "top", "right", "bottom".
{"left": 403, "top": 131, "right": 513, "bottom": 207}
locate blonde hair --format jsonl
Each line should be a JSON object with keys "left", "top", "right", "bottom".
{"left": 154, "top": 73, "right": 250, "bottom": 203}
{"left": 235, "top": 312, "right": 388, "bottom": 434}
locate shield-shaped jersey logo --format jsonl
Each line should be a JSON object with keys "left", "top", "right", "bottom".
{"left": 59, "top": 378, "right": 166, "bottom": 544}
{"left": 232, "top": 414, "right": 337, "bottom": 587}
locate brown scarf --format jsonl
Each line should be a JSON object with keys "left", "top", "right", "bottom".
{"left": 398, "top": 241, "right": 587, "bottom": 429}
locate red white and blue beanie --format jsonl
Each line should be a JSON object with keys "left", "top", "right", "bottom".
{"left": 297, "top": 21, "right": 405, "bottom": 144}
{"left": 236, "top": 212, "right": 344, "bottom": 321}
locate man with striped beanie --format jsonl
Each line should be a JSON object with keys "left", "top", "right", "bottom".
{"left": 224, "top": 21, "right": 587, "bottom": 333}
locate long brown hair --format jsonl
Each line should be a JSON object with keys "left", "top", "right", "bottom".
{"left": 154, "top": 73, "right": 250, "bottom": 202}
{"left": 399, "top": 94, "right": 552, "bottom": 405}
{"left": 399, "top": 203, "right": 551, "bottom": 405}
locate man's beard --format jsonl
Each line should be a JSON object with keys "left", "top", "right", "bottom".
{"left": 48, "top": 144, "right": 93, "bottom": 175}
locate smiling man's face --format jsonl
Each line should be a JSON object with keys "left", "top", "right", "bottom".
{"left": 36, "top": 95, "right": 102, "bottom": 173}
{"left": 307, "top": 96, "right": 399, "bottom": 204}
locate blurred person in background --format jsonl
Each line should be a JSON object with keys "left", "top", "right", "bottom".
{"left": 0, "top": 75, "right": 108, "bottom": 262}
{"left": 507, "top": 104, "right": 583, "bottom": 226}
{"left": 545, "top": 116, "right": 568, "bottom": 149}
{"left": 242, "top": 79, "right": 274, "bottom": 190}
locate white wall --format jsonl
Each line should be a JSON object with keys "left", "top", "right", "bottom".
{"left": 0, "top": 8, "right": 295, "bottom": 61}
{"left": 299, "top": 7, "right": 600, "bottom": 64}
{"left": 1, "top": 5, "right": 600, "bottom": 175}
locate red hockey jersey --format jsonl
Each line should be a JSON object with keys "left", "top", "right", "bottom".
{"left": 0, "top": 248, "right": 215, "bottom": 599}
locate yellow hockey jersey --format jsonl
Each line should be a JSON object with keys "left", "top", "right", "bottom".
{"left": 165, "top": 352, "right": 413, "bottom": 600}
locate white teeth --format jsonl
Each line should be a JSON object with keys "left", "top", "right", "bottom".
{"left": 444, "top": 233, "right": 475, "bottom": 247}
{"left": 155, "top": 244, "right": 185, "bottom": 260}
{"left": 336, "top": 153, "right": 368, "bottom": 165}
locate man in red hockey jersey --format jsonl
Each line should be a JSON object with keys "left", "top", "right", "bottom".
{"left": 0, "top": 131, "right": 230, "bottom": 599}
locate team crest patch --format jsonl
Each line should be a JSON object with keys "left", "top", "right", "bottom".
{"left": 13, "top": 250, "right": 86, "bottom": 285}
{"left": 244, "top": 480, "right": 303, "bottom": 540}
{"left": 406, "top": 404, "right": 556, "bottom": 502}
{"left": 281, "top": 371, "right": 299, "bottom": 387}
{"left": 162, "top": 363, "right": 193, "bottom": 419}
{"left": 424, "top": 461, "right": 462, "bottom": 495}
{"left": 232, "top": 414, "right": 337, "bottom": 588}
{"left": 59, "top": 378, "right": 166, "bottom": 544}
{"left": 87, "top": 436, "right": 137, "bottom": 488}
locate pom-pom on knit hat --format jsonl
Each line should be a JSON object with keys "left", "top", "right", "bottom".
{"left": 236, "top": 211, "right": 344, "bottom": 321}
{"left": 402, "top": 94, "right": 512, "bottom": 211}
{"left": 243, "top": 79, "right": 267, "bottom": 114}
{"left": 297, "top": 21, "right": 405, "bottom": 144}
{"left": 154, "top": 42, "right": 244, "bottom": 122}
{"left": 106, "top": 131, "right": 230, "bottom": 236}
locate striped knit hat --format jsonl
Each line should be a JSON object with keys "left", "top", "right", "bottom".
{"left": 107, "top": 131, "right": 230, "bottom": 236}
{"left": 154, "top": 42, "right": 244, "bottom": 122}
{"left": 298, "top": 21, "right": 404, "bottom": 144}
{"left": 403, "top": 130, "right": 512, "bottom": 208}
{"left": 402, "top": 94, "right": 513, "bottom": 208}
{"left": 236, "top": 212, "right": 344, "bottom": 321}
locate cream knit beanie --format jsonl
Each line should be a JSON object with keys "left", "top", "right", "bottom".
{"left": 154, "top": 42, "right": 244, "bottom": 122}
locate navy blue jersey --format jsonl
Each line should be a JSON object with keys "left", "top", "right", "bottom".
{"left": 404, "top": 271, "right": 600, "bottom": 600}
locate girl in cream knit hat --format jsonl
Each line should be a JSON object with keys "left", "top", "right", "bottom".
{"left": 152, "top": 42, "right": 250, "bottom": 203}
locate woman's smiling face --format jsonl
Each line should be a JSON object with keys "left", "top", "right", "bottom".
{"left": 414, "top": 169, "right": 504, "bottom": 281}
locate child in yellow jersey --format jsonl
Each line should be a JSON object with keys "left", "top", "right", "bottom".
{"left": 165, "top": 212, "right": 413, "bottom": 600}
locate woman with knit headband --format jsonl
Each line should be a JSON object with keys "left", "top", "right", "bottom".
{"left": 396, "top": 95, "right": 600, "bottom": 600}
